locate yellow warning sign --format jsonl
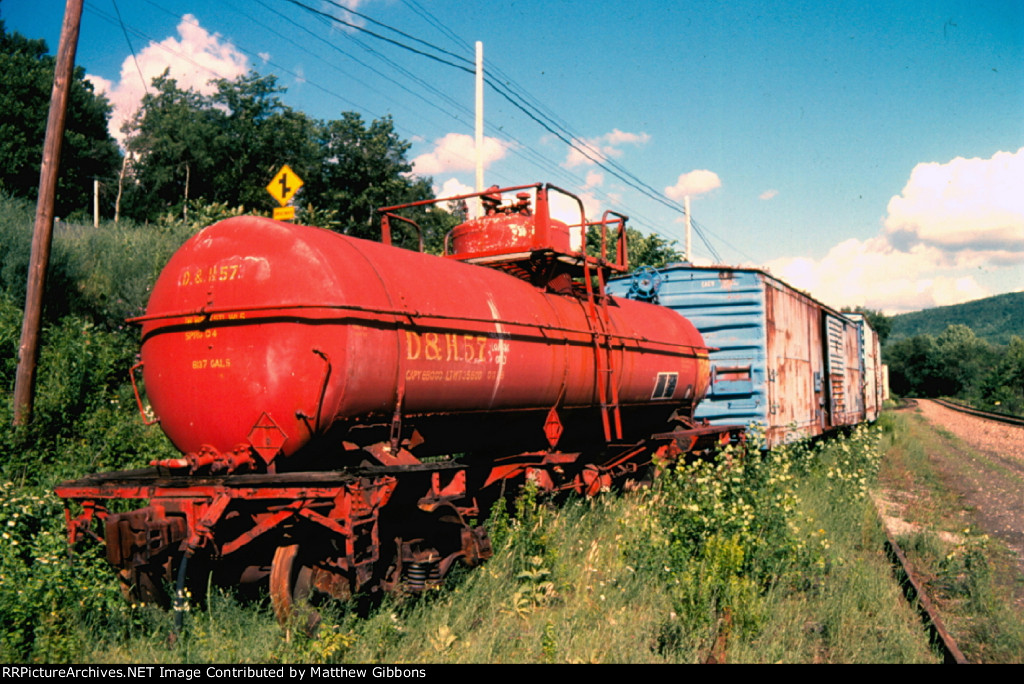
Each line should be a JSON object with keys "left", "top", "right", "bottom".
{"left": 266, "top": 165, "right": 303, "bottom": 207}
{"left": 273, "top": 206, "right": 296, "bottom": 221}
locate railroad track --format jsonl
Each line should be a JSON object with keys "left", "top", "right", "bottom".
{"left": 932, "top": 398, "right": 1024, "bottom": 428}
{"left": 883, "top": 397, "right": 1024, "bottom": 663}
{"left": 880, "top": 522, "right": 968, "bottom": 664}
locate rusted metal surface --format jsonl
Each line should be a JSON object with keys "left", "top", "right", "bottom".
{"left": 608, "top": 265, "right": 883, "bottom": 448}
{"left": 846, "top": 313, "right": 883, "bottom": 422}
{"left": 881, "top": 522, "right": 969, "bottom": 664}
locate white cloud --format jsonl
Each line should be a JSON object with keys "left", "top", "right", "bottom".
{"left": 412, "top": 133, "right": 509, "bottom": 175}
{"left": 884, "top": 147, "right": 1024, "bottom": 260}
{"left": 436, "top": 177, "right": 475, "bottom": 199}
{"left": 766, "top": 237, "right": 990, "bottom": 314}
{"left": 327, "top": 0, "right": 369, "bottom": 30}
{"left": 665, "top": 169, "right": 722, "bottom": 200}
{"left": 759, "top": 189, "right": 779, "bottom": 200}
{"left": 549, "top": 189, "right": 604, "bottom": 226}
{"left": 564, "top": 129, "right": 650, "bottom": 168}
{"left": 765, "top": 148, "right": 1024, "bottom": 314}
{"left": 87, "top": 14, "right": 249, "bottom": 145}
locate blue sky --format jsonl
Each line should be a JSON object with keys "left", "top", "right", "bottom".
{"left": 4, "top": 0, "right": 1023, "bottom": 313}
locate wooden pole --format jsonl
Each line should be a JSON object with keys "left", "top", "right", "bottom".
{"left": 13, "top": 0, "right": 85, "bottom": 426}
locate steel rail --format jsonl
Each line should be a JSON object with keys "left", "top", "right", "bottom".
{"left": 932, "top": 398, "right": 1024, "bottom": 428}
{"left": 880, "top": 521, "right": 969, "bottom": 664}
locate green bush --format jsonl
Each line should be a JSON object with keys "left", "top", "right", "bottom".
{"left": 0, "top": 482, "right": 133, "bottom": 662}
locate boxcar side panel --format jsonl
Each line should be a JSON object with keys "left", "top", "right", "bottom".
{"left": 648, "top": 268, "right": 771, "bottom": 432}
{"left": 844, "top": 313, "right": 882, "bottom": 422}
{"left": 764, "top": 279, "right": 827, "bottom": 445}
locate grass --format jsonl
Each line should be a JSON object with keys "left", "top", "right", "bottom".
{"left": 60, "top": 424, "right": 942, "bottom": 663}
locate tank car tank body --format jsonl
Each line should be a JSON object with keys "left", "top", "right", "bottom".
{"left": 56, "top": 184, "right": 733, "bottom": 618}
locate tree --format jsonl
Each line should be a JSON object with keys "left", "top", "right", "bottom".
{"left": 207, "top": 73, "right": 321, "bottom": 211}
{"left": 120, "top": 73, "right": 437, "bottom": 236}
{"left": 123, "top": 71, "right": 320, "bottom": 221}
{"left": 978, "top": 335, "right": 1024, "bottom": 414}
{"left": 122, "top": 72, "right": 223, "bottom": 220}
{"left": 586, "top": 226, "right": 684, "bottom": 271}
{"left": 932, "top": 324, "right": 993, "bottom": 397}
{"left": 0, "top": 21, "right": 121, "bottom": 216}
{"left": 885, "top": 333, "right": 938, "bottom": 397}
{"left": 310, "top": 112, "right": 435, "bottom": 241}
{"left": 885, "top": 324, "right": 995, "bottom": 399}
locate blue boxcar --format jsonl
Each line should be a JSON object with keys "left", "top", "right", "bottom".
{"left": 608, "top": 265, "right": 880, "bottom": 448}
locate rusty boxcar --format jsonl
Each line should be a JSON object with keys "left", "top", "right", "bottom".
{"left": 608, "top": 265, "right": 883, "bottom": 448}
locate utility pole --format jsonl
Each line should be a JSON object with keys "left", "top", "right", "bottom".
{"left": 13, "top": 0, "right": 85, "bottom": 426}
{"left": 474, "top": 41, "right": 483, "bottom": 216}
{"left": 684, "top": 195, "right": 692, "bottom": 262}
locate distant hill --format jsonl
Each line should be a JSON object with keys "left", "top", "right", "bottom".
{"left": 888, "top": 291, "right": 1024, "bottom": 346}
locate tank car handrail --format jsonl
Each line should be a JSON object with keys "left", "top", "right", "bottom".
{"left": 376, "top": 183, "right": 624, "bottom": 273}
{"left": 128, "top": 361, "right": 160, "bottom": 426}
{"left": 542, "top": 182, "right": 587, "bottom": 233}
{"left": 376, "top": 183, "right": 544, "bottom": 215}
{"left": 597, "top": 210, "right": 628, "bottom": 271}
{"left": 380, "top": 212, "right": 425, "bottom": 252}
{"left": 128, "top": 300, "right": 708, "bottom": 354}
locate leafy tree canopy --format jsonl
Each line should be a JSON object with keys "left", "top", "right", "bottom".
{"left": 121, "top": 70, "right": 437, "bottom": 245}
{"left": 586, "top": 225, "right": 684, "bottom": 271}
{"left": 0, "top": 21, "right": 121, "bottom": 216}
{"left": 883, "top": 322, "right": 1024, "bottom": 415}
{"left": 843, "top": 308, "right": 891, "bottom": 345}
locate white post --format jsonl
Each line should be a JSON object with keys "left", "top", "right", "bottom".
{"left": 475, "top": 41, "right": 484, "bottom": 217}
{"left": 684, "top": 195, "right": 692, "bottom": 262}
{"left": 93, "top": 178, "right": 99, "bottom": 227}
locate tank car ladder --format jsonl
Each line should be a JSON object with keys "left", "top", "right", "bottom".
{"left": 582, "top": 251, "right": 623, "bottom": 443}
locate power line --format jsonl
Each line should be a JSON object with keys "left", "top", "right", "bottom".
{"left": 110, "top": 0, "right": 149, "bottom": 96}
{"left": 276, "top": 0, "right": 741, "bottom": 261}
{"left": 95, "top": 0, "right": 746, "bottom": 262}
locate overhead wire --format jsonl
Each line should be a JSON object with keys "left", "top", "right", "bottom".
{"left": 102, "top": 0, "right": 554, "bottom": 192}
{"left": 110, "top": 0, "right": 149, "bottom": 96}
{"left": 89, "top": 3, "right": 366, "bottom": 112}
{"left": 286, "top": 0, "right": 734, "bottom": 259}
{"left": 96, "top": 0, "right": 745, "bottom": 262}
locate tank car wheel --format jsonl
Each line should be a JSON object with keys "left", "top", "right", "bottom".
{"left": 270, "top": 544, "right": 357, "bottom": 631}
{"left": 270, "top": 544, "right": 318, "bottom": 630}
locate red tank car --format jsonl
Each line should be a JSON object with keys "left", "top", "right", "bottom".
{"left": 135, "top": 184, "right": 710, "bottom": 474}
{"left": 56, "top": 184, "right": 731, "bottom": 617}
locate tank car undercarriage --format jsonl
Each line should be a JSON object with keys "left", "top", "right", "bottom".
{"left": 56, "top": 424, "right": 737, "bottom": 622}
